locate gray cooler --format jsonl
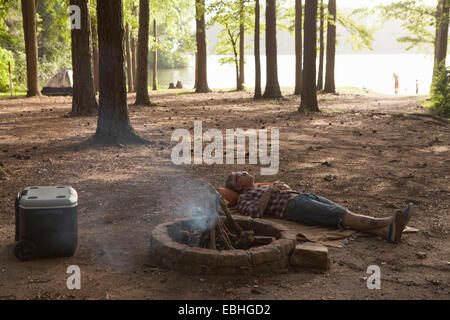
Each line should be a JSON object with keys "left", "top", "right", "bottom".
{"left": 15, "top": 186, "right": 78, "bottom": 261}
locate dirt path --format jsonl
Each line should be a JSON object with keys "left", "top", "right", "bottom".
{"left": 0, "top": 90, "right": 448, "bottom": 300}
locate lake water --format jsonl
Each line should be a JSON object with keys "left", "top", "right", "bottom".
{"left": 150, "top": 54, "right": 449, "bottom": 95}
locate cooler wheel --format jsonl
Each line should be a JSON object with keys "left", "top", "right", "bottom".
{"left": 15, "top": 239, "right": 37, "bottom": 261}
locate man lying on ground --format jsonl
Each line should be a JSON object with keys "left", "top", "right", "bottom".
{"left": 225, "top": 171, "right": 413, "bottom": 244}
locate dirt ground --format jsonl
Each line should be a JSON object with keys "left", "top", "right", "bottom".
{"left": 0, "top": 89, "right": 449, "bottom": 300}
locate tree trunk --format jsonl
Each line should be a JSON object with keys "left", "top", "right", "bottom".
{"left": 294, "top": 0, "right": 303, "bottom": 95}
{"left": 92, "top": 0, "right": 148, "bottom": 145}
{"left": 317, "top": 0, "right": 324, "bottom": 91}
{"left": 131, "top": 36, "right": 137, "bottom": 91}
{"left": 299, "top": 0, "right": 319, "bottom": 112}
{"left": 433, "top": 0, "right": 449, "bottom": 81}
{"left": 91, "top": 22, "right": 100, "bottom": 92}
{"left": 21, "top": 0, "right": 41, "bottom": 97}
{"left": 134, "top": 0, "right": 151, "bottom": 105}
{"left": 152, "top": 19, "right": 157, "bottom": 91}
{"left": 324, "top": 0, "right": 336, "bottom": 93}
{"left": 254, "top": 0, "right": 262, "bottom": 99}
{"left": 125, "top": 23, "right": 134, "bottom": 92}
{"left": 238, "top": 0, "right": 245, "bottom": 91}
{"left": 194, "top": 52, "right": 198, "bottom": 89}
{"left": 70, "top": 0, "right": 97, "bottom": 116}
{"left": 235, "top": 51, "right": 240, "bottom": 90}
{"left": 195, "top": 0, "right": 210, "bottom": 93}
{"left": 263, "top": 0, "right": 282, "bottom": 99}
{"left": 131, "top": 5, "right": 137, "bottom": 91}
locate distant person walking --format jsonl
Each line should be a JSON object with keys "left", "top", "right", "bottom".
{"left": 393, "top": 73, "right": 399, "bottom": 94}
{"left": 416, "top": 80, "right": 419, "bottom": 95}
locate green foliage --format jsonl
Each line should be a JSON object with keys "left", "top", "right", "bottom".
{"left": 123, "top": 0, "right": 194, "bottom": 69}
{"left": 337, "top": 9, "right": 376, "bottom": 51}
{"left": 36, "top": 0, "right": 72, "bottom": 84}
{"left": 427, "top": 64, "right": 450, "bottom": 117}
{"left": 375, "top": 0, "right": 437, "bottom": 52}
{"left": 150, "top": 49, "right": 189, "bottom": 69}
{"left": 0, "top": 0, "right": 26, "bottom": 89}
{"left": 281, "top": 2, "right": 375, "bottom": 52}
{"left": 0, "top": 0, "right": 71, "bottom": 89}
{"left": 0, "top": 47, "right": 13, "bottom": 92}
{"left": 209, "top": 0, "right": 254, "bottom": 69}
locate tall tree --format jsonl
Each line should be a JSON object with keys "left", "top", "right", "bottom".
{"left": 238, "top": 0, "right": 245, "bottom": 91}
{"left": 134, "top": 0, "right": 151, "bottom": 105}
{"left": 294, "top": 0, "right": 303, "bottom": 95}
{"left": 70, "top": 0, "right": 97, "bottom": 116}
{"left": 125, "top": 23, "right": 134, "bottom": 92}
{"left": 131, "top": 36, "right": 137, "bottom": 90}
{"left": 92, "top": 0, "right": 148, "bottom": 145}
{"left": 299, "top": 0, "right": 319, "bottom": 112}
{"left": 433, "top": 0, "right": 449, "bottom": 79}
{"left": 21, "top": 0, "right": 41, "bottom": 97}
{"left": 263, "top": 0, "right": 282, "bottom": 99}
{"left": 91, "top": 21, "right": 100, "bottom": 92}
{"left": 131, "top": 4, "right": 138, "bottom": 91}
{"left": 317, "top": 0, "right": 324, "bottom": 91}
{"left": 324, "top": 0, "right": 336, "bottom": 93}
{"left": 254, "top": 0, "right": 262, "bottom": 99}
{"left": 195, "top": 0, "right": 210, "bottom": 93}
{"left": 152, "top": 18, "right": 157, "bottom": 90}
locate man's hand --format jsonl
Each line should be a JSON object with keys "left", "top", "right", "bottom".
{"left": 270, "top": 181, "right": 291, "bottom": 192}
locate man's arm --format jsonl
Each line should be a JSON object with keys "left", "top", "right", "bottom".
{"left": 257, "top": 187, "right": 275, "bottom": 216}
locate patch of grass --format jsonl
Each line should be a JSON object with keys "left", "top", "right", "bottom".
{"left": 326, "top": 109, "right": 345, "bottom": 115}
{"left": 0, "top": 90, "right": 27, "bottom": 99}
{"left": 337, "top": 87, "right": 377, "bottom": 94}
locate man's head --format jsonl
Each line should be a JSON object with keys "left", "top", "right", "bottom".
{"left": 225, "top": 171, "right": 255, "bottom": 193}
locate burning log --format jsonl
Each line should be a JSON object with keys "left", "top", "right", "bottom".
{"left": 189, "top": 183, "right": 256, "bottom": 250}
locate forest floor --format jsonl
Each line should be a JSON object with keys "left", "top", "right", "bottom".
{"left": 0, "top": 89, "right": 449, "bottom": 300}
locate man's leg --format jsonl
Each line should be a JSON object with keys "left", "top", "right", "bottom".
{"left": 342, "top": 211, "right": 393, "bottom": 237}
{"left": 285, "top": 194, "right": 412, "bottom": 243}
{"left": 342, "top": 204, "right": 413, "bottom": 243}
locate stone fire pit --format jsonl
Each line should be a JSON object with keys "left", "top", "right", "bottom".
{"left": 150, "top": 216, "right": 298, "bottom": 274}
{"left": 149, "top": 215, "right": 331, "bottom": 274}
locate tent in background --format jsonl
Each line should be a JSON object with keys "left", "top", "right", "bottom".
{"left": 41, "top": 69, "right": 73, "bottom": 96}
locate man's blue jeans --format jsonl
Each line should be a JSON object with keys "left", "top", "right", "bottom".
{"left": 284, "top": 193, "right": 348, "bottom": 228}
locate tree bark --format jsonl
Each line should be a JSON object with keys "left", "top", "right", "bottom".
{"left": 317, "top": 0, "right": 324, "bottom": 91}
{"left": 299, "top": 0, "right": 319, "bottom": 113}
{"left": 263, "top": 0, "right": 282, "bottom": 99}
{"left": 70, "top": 0, "right": 97, "bottom": 116}
{"left": 433, "top": 0, "right": 449, "bottom": 80}
{"left": 125, "top": 23, "right": 134, "bottom": 92}
{"left": 134, "top": 0, "right": 151, "bottom": 105}
{"left": 131, "top": 5, "right": 137, "bottom": 91}
{"left": 91, "top": 22, "right": 100, "bottom": 92}
{"left": 194, "top": 52, "right": 198, "bottom": 89}
{"left": 131, "top": 36, "right": 137, "bottom": 91}
{"left": 238, "top": 0, "right": 245, "bottom": 91}
{"left": 152, "top": 19, "right": 157, "bottom": 91}
{"left": 195, "top": 0, "right": 210, "bottom": 93}
{"left": 21, "top": 0, "right": 41, "bottom": 97}
{"left": 92, "top": 0, "right": 148, "bottom": 145}
{"left": 324, "top": 0, "right": 336, "bottom": 93}
{"left": 294, "top": 0, "right": 303, "bottom": 95}
{"left": 254, "top": 0, "right": 262, "bottom": 99}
